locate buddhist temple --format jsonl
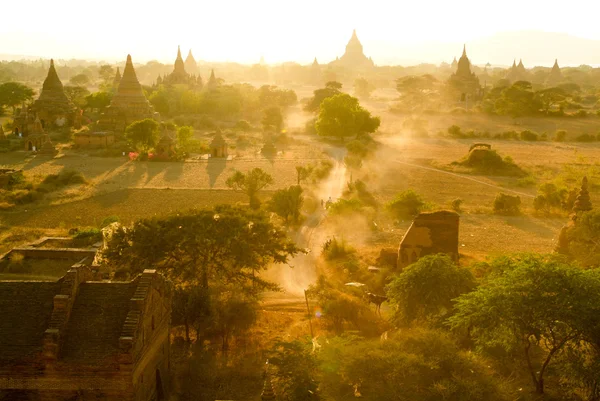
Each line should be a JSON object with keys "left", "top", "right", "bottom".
{"left": 161, "top": 46, "right": 201, "bottom": 87}
{"left": 545, "top": 59, "right": 563, "bottom": 87}
{"left": 210, "top": 132, "right": 228, "bottom": 158}
{"left": 505, "top": 59, "right": 529, "bottom": 83}
{"left": 185, "top": 49, "right": 198, "bottom": 73}
{"left": 113, "top": 67, "right": 122, "bottom": 88}
{"left": 96, "top": 55, "right": 158, "bottom": 134}
{"left": 330, "top": 30, "right": 375, "bottom": 69}
{"left": 28, "top": 59, "right": 77, "bottom": 131}
{"left": 205, "top": 69, "right": 219, "bottom": 90}
{"left": 25, "top": 116, "right": 55, "bottom": 154}
{"left": 447, "top": 45, "right": 482, "bottom": 99}
{"left": 310, "top": 57, "right": 322, "bottom": 84}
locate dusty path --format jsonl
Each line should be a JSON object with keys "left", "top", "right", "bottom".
{"left": 261, "top": 147, "right": 348, "bottom": 310}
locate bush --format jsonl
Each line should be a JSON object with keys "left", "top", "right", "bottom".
{"left": 451, "top": 198, "right": 463, "bottom": 212}
{"left": 519, "top": 130, "right": 539, "bottom": 141}
{"left": 73, "top": 227, "right": 103, "bottom": 242}
{"left": 327, "top": 198, "right": 363, "bottom": 215}
{"left": 387, "top": 190, "right": 425, "bottom": 219}
{"left": 312, "top": 160, "right": 334, "bottom": 182}
{"left": 322, "top": 237, "right": 355, "bottom": 260}
{"left": 575, "top": 133, "right": 597, "bottom": 142}
{"left": 233, "top": 120, "right": 251, "bottom": 131}
{"left": 39, "top": 170, "right": 87, "bottom": 192}
{"left": 493, "top": 193, "right": 521, "bottom": 215}
{"left": 554, "top": 130, "right": 567, "bottom": 142}
{"left": 447, "top": 125, "right": 462, "bottom": 138}
{"left": 100, "top": 216, "right": 120, "bottom": 228}
{"left": 515, "top": 175, "right": 536, "bottom": 187}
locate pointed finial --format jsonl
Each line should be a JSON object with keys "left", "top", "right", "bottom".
{"left": 177, "top": 45, "right": 182, "bottom": 58}
{"left": 50, "top": 58, "right": 55, "bottom": 66}
{"left": 512, "top": 59, "right": 516, "bottom": 67}
{"left": 126, "top": 54, "right": 132, "bottom": 64}
{"left": 462, "top": 44, "right": 467, "bottom": 57}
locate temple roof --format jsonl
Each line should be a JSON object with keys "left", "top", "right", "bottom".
{"left": 185, "top": 49, "right": 197, "bottom": 71}
{"left": 211, "top": 132, "right": 226, "bottom": 147}
{"left": 109, "top": 54, "right": 152, "bottom": 111}
{"left": 113, "top": 67, "right": 121, "bottom": 86}
{"left": 455, "top": 44, "right": 473, "bottom": 77}
{"left": 173, "top": 45, "right": 186, "bottom": 76}
{"left": 333, "top": 29, "right": 373, "bottom": 69}
{"left": 42, "top": 59, "right": 64, "bottom": 91}
{"left": 546, "top": 59, "right": 563, "bottom": 86}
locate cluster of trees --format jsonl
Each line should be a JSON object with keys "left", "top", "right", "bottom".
{"left": 483, "top": 81, "right": 598, "bottom": 117}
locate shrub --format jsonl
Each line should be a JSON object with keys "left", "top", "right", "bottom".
{"left": 100, "top": 216, "right": 120, "bottom": 228}
{"left": 39, "top": 170, "right": 87, "bottom": 191}
{"left": 233, "top": 120, "right": 251, "bottom": 131}
{"left": 575, "top": 109, "right": 588, "bottom": 118}
{"left": 447, "top": 125, "right": 463, "bottom": 138}
{"left": 451, "top": 198, "right": 463, "bottom": 212}
{"left": 575, "top": 133, "right": 597, "bottom": 142}
{"left": 516, "top": 175, "right": 536, "bottom": 187}
{"left": 387, "top": 190, "right": 425, "bottom": 219}
{"left": 493, "top": 193, "right": 521, "bottom": 215}
{"left": 519, "top": 130, "right": 539, "bottom": 141}
{"left": 554, "top": 130, "right": 567, "bottom": 142}
{"left": 322, "top": 237, "right": 355, "bottom": 260}
{"left": 73, "top": 227, "right": 103, "bottom": 242}
{"left": 328, "top": 198, "right": 363, "bottom": 215}
{"left": 312, "top": 160, "right": 334, "bottom": 182}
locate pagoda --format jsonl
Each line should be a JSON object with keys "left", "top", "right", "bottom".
{"left": 205, "top": 69, "right": 219, "bottom": 90}
{"left": 30, "top": 59, "right": 77, "bottom": 130}
{"left": 505, "top": 59, "right": 529, "bottom": 83}
{"left": 96, "top": 54, "right": 157, "bottom": 133}
{"left": 330, "top": 30, "right": 374, "bottom": 69}
{"left": 113, "top": 67, "right": 122, "bottom": 89}
{"left": 161, "top": 46, "right": 200, "bottom": 87}
{"left": 310, "top": 57, "right": 322, "bottom": 84}
{"left": 545, "top": 59, "right": 563, "bottom": 87}
{"left": 185, "top": 49, "right": 198, "bottom": 73}
{"left": 447, "top": 45, "right": 482, "bottom": 99}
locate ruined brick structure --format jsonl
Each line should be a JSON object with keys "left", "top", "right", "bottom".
{"left": 397, "top": 210, "right": 460, "bottom": 269}
{"left": 0, "top": 268, "right": 172, "bottom": 401}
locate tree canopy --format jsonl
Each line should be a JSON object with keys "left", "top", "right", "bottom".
{"left": 450, "top": 253, "right": 600, "bottom": 394}
{"left": 315, "top": 93, "right": 380, "bottom": 141}
{"left": 0, "top": 82, "right": 34, "bottom": 113}
{"left": 226, "top": 168, "right": 274, "bottom": 209}
{"left": 125, "top": 118, "right": 160, "bottom": 153}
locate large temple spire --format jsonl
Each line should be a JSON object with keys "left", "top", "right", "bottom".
{"left": 174, "top": 45, "right": 186, "bottom": 75}
{"left": 42, "top": 59, "right": 64, "bottom": 91}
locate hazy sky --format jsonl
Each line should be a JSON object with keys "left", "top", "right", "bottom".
{"left": 2, "top": 0, "right": 600, "bottom": 65}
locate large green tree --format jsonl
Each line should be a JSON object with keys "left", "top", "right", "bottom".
{"left": 125, "top": 118, "right": 160, "bottom": 153}
{"left": 315, "top": 93, "right": 380, "bottom": 141}
{"left": 268, "top": 185, "right": 304, "bottom": 224}
{"left": 386, "top": 254, "right": 474, "bottom": 326}
{"left": 102, "top": 205, "right": 299, "bottom": 291}
{"left": 226, "top": 168, "right": 274, "bottom": 209}
{"left": 304, "top": 81, "right": 342, "bottom": 113}
{"left": 450, "top": 254, "right": 600, "bottom": 394}
{"left": 0, "top": 82, "right": 34, "bottom": 113}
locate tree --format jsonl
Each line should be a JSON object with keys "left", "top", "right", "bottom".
{"left": 315, "top": 93, "right": 380, "bottom": 142}
{"left": 304, "top": 81, "right": 342, "bottom": 112}
{"left": 269, "top": 340, "right": 320, "bottom": 401}
{"left": 0, "top": 82, "right": 34, "bottom": 113}
{"left": 98, "top": 65, "right": 115, "bottom": 83}
{"left": 125, "top": 118, "right": 160, "bottom": 153}
{"left": 177, "top": 126, "right": 194, "bottom": 150}
{"left": 268, "top": 185, "right": 304, "bottom": 224}
{"left": 85, "top": 91, "right": 112, "bottom": 112}
{"left": 450, "top": 254, "right": 600, "bottom": 394}
{"left": 257, "top": 85, "right": 297, "bottom": 109}
{"left": 386, "top": 254, "right": 474, "bottom": 326}
{"left": 64, "top": 85, "right": 90, "bottom": 109}
{"left": 386, "top": 189, "right": 426, "bottom": 219}
{"left": 354, "top": 77, "right": 374, "bottom": 99}
{"left": 319, "top": 329, "right": 509, "bottom": 401}
{"left": 534, "top": 87, "right": 566, "bottom": 114}
{"left": 102, "top": 205, "right": 299, "bottom": 292}
{"left": 396, "top": 74, "right": 438, "bottom": 109}
{"left": 212, "top": 290, "right": 257, "bottom": 352}
{"left": 295, "top": 164, "right": 313, "bottom": 186}
{"left": 569, "top": 209, "right": 600, "bottom": 267}
{"left": 494, "top": 81, "right": 541, "bottom": 118}
{"left": 69, "top": 73, "right": 90, "bottom": 87}
{"left": 262, "top": 106, "right": 283, "bottom": 132}
{"left": 226, "top": 168, "right": 274, "bottom": 209}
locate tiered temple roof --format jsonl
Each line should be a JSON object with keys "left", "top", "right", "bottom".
{"left": 31, "top": 59, "right": 77, "bottom": 127}
{"left": 113, "top": 67, "right": 121, "bottom": 88}
{"left": 161, "top": 46, "right": 202, "bottom": 88}
{"left": 97, "top": 55, "right": 157, "bottom": 133}
{"left": 505, "top": 59, "right": 529, "bottom": 83}
{"left": 448, "top": 45, "right": 481, "bottom": 98}
{"left": 331, "top": 30, "right": 374, "bottom": 69}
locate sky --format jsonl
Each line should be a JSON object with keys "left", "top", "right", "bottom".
{"left": 1, "top": 0, "right": 600, "bottom": 66}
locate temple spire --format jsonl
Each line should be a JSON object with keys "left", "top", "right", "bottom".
{"left": 573, "top": 176, "right": 592, "bottom": 213}
{"left": 173, "top": 46, "right": 186, "bottom": 75}
{"left": 462, "top": 44, "right": 467, "bottom": 58}
{"left": 42, "top": 58, "right": 64, "bottom": 91}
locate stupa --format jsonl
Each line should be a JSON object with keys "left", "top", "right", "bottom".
{"left": 545, "top": 59, "right": 563, "bottom": 87}
{"left": 447, "top": 45, "right": 482, "bottom": 99}
{"left": 113, "top": 67, "right": 122, "bottom": 88}
{"left": 205, "top": 69, "right": 219, "bottom": 90}
{"left": 30, "top": 59, "right": 77, "bottom": 129}
{"left": 330, "top": 30, "right": 374, "bottom": 69}
{"left": 185, "top": 49, "right": 198, "bottom": 74}
{"left": 210, "top": 131, "right": 227, "bottom": 158}
{"left": 96, "top": 55, "right": 158, "bottom": 133}
{"left": 505, "top": 59, "right": 529, "bottom": 83}
{"left": 161, "top": 46, "right": 200, "bottom": 87}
